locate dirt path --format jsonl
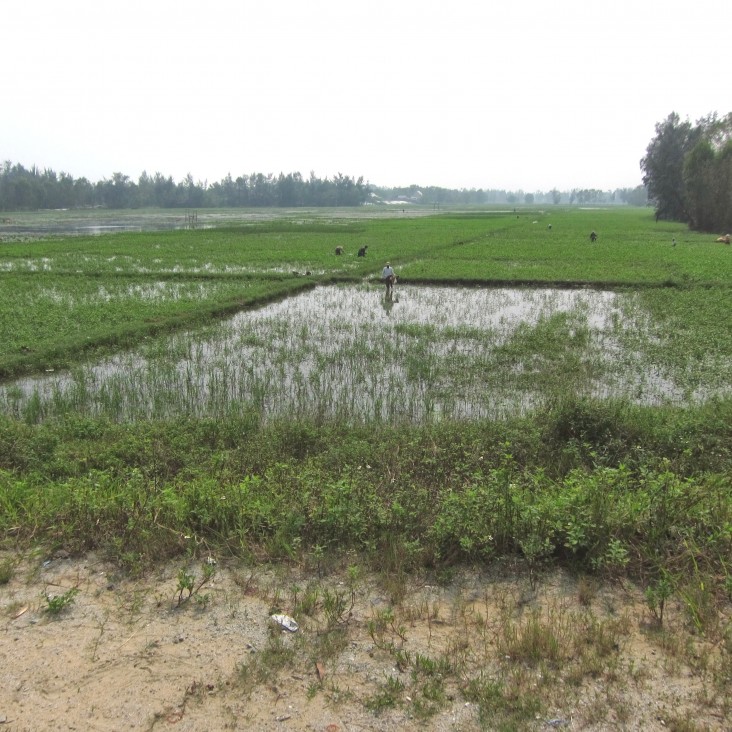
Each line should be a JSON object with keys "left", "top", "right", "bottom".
{"left": 1, "top": 551, "right": 730, "bottom": 731}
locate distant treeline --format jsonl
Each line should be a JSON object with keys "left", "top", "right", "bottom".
{"left": 372, "top": 184, "right": 647, "bottom": 207}
{"left": 0, "top": 166, "right": 370, "bottom": 210}
{"left": 641, "top": 111, "right": 732, "bottom": 232}
{"left": 0, "top": 160, "right": 647, "bottom": 211}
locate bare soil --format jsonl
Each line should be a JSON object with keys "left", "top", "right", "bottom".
{"left": 1, "top": 551, "right": 730, "bottom": 731}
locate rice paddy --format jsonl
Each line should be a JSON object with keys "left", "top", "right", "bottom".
{"left": 1, "top": 280, "right": 726, "bottom": 424}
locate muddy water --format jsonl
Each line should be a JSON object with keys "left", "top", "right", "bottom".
{"left": 0, "top": 285, "right": 693, "bottom": 423}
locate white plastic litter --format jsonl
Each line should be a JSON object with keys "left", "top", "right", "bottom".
{"left": 270, "top": 614, "right": 299, "bottom": 632}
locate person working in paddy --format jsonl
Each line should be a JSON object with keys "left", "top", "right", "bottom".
{"left": 381, "top": 262, "right": 396, "bottom": 298}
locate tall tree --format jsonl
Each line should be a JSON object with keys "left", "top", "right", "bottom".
{"left": 716, "top": 141, "right": 732, "bottom": 232}
{"left": 99, "top": 172, "right": 137, "bottom": 209}
{"left": 683, "top": 139, "right": 716, "bottom": 231}
{"left": 640, "top": 112, "right": 701, "bottom": 222}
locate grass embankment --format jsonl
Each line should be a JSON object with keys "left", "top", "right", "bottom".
{"left": 1, "top": 398, "right": 731, "bottom": 618}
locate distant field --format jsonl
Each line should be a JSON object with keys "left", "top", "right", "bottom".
{"left": 1, "top": 206, "right": 730, "bottom": 387}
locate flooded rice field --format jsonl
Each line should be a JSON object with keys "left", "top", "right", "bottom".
{"left": 0, "top": 284, "right": 720, "bottom": 424}
{"left": 0, "top": 209, "right": 282, "bottom": 240}
{"left": 0, "top": 207, "right": 423, "bottom": 242}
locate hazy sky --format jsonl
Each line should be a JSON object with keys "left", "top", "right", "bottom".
{"left": 4, "top": 0, "right": 731, "bottom": 192}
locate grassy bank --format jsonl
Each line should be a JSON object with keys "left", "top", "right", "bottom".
{"left": 1, "top": 399, "right": 731, "bottom": 618}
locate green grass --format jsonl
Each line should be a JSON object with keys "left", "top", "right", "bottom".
{"left": 403, "top": 209, "right": 725, "bottom": 285}
{"left": 0, "top": 272, "right": 313, "bottom": 377}
{"left": 0, "top": 402, "right": 730, "bottom": 585}
{"left": 3, "top": 281, "right": 729, "bottom": 425}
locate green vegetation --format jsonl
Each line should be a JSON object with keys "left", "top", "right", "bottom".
{"left": 175, "top": 562, "right": 216, "bottom": 607}
{"left": 43, "top": 587, "right": 79, "bottom": 615}
{"left": 0, "top": 164, "right": 370, "bottom": 209}
{"left": 641, "top": 110, "right": 732, "bottom": 232}
{"left": 0, "top": 160, "right": 645, "bottom": 212}
{"left": 1, "top": 206, "right": 731, "bottom": 726}
{"left": 2, "top": 207, "right": 729, "bottom": 381}
{"left": 1, "top": 403, "right": 730, "bottom": 587}
{"left": 0, "top": 557, "right": 13, "bottom": 584}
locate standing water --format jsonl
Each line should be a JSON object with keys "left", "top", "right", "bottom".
{"left": 0, "top": 284, "right": 705, "bottom": 424}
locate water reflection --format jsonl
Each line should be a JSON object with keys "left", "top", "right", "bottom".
{"left": 0, "top": 284, "right": 719, "bottom": 424}
{"left": 380, "top": 294, "right": 395, "bottom": 315}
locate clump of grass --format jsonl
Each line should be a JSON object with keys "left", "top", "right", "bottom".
{"left": 463, "top": 675, "right": 543, "bottom": 730}
{"left": 0, "top": 558, "right": 14, "bottom": 584}
{"left": 175, "top": 562, "right": 216, "bottom": 608}
{"left": 236, "top": 632, "right": 299, "bottom": 695}
{"left": 499, "top": 607, "right": 567, "bottom": 666}
{"left": 365, "top": 675, "right": 405, "bottom": 714}
{"left": 44, "top": 587, "right": 79, "bottom": 615}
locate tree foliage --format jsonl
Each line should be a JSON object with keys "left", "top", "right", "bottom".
{"left": 641, "top": 111, "right": 732, "bottom": 232}
{"left": 1, "top": 160, "right": 648, "bottom": 212}
{"left": 0, "top": 163, "right": 370, "bottom": 211}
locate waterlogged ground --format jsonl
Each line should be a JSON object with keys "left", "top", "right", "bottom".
{"left": 0, "top": 209, "right": 290, "bottom": 237}
{"left": 0, "top": 284, "right": 721, "bottom": 423}
{"left": 0, "top": 207, "right": 431, "bottom": 243}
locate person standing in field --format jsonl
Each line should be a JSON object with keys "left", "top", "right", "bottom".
{"left": 382, "top": 262, "right": 396, "bottom": 298}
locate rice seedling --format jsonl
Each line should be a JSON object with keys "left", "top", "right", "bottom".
{"left": 3, "top": 282, "right": 725, "bottom": 425}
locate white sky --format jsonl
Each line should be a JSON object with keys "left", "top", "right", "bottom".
{"left": 3, "top": 0, "right": 731, "bottom": 192}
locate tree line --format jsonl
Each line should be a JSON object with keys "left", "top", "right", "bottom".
{"left": 0, "top": 166, "right": 370, "bottom": 211}
{"left": 0, "top": 159, "right": 647, "bottom": 212}
{"left": 641, "top": 111, "right": 732, "bottom": 232}
{"left": 349, "top": 184, "right": 645, "bottom": 207}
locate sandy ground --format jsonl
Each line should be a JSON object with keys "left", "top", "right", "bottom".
{"left": 1, "top": 550, "right": 730, "bottom": 732}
